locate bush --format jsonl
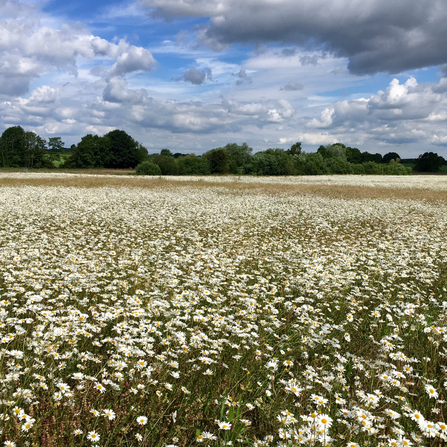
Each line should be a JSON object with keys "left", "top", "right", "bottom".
{"left": 135, "top": 161, "right": 162, "bottom": 175}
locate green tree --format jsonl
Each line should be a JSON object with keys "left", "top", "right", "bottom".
{"left": 287, "top": 142, "right": 302, "bottom": 156}
{"left": 66, "top": 134, "right": 111, "bottom": 168}
{"left": 382, "top": 152, "right": 401, "bottom": 164}
{"left": 177, "top": 154, "right": 210, "bottom": 175}
{"left": 153, "top": 153, "right": 179, "bottom": 175}
{"left": 23, "top": 132, "right": 46, "bottom": 168}
{"left": 205, "top": 148, "right": 229, "bottom": 174}
{"left": 252, "top": 149, "right": 290, "bottom": 175}
{"left": 345, "top": 146, "right": 363, "bottom": 164}
{"left": 135, "top": 161, "right": 162, "bottom": 175}
{"left": 414, "top": 152, "right": 446, "bottom": 172}
{"left": 223, "top": 143, "right": 253, "bottom": 174}
{"left": 0, "top": 126, "right": 26, "bottom": 167}
{"left": 45, "top": 137, "right": 65, "bottom": 166}
{"left": 104, "top": 130, "right": 145, "bottom": 169}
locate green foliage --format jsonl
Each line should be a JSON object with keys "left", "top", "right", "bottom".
{"left": 287, "top": 141, "right": 302, "bottom": 156}
{"left": 382, "top": 152, "right": 401, "bottom": 164}
{"left": 414, "top": 152, "right": 446, "bottom": 172}
{"left": 104, "top": 129, "right": 145, "bottom": 169}
{"left": 252, "top": 149, "right": 290, "bottom": 175}
{"left": 223, "top": 142, "right": 253, "bottom": 174}
{"left": 0, "top": 126, "right": 26, "bottom": 167}
{"left": 205, "top": 148, "right": 229, "bottom": 174}
{"left": 135, "top": 160, "right": 162, "bottom": 175}
{"left": 65, "top": 134, "right": 111, "bottom": 168}
{"left": 153, "top": 154, "right": 179, "bottom": 175}
{"left": 177, "top": 154, "right": 210, "bottom": 175}
{"left": 317, "top": 143, "right": 347, "bottom": 161}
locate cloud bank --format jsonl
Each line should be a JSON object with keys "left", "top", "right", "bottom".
{"left": 142, "top": 0, "right": 447, "bottom": 75}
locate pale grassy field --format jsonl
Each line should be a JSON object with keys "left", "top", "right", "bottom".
{"left": 0, "top": 174, "right": 446, "bottom": 446}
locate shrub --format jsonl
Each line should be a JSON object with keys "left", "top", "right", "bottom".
{"left": 135, "top": 161, "right": 162, "bottom": 175}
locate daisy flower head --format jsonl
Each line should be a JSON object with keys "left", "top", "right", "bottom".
{"left": 87, "top": 431, "right": 100, "bottom": 443}
{"left": 218, "top": 421, "right": 231, "bottom": 430}
{"left": 4, "top": 442, "right": 16, "bottom": 447}
{"left": 103, "top": 409, "right": 116, "bottom": 420}
{"left": 425, "top": 384, "right": 438, "bottom": 399}
{"left": 137, "top": 415, "right": 148, "bottom": 425}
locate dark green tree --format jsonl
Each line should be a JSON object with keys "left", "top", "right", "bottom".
{"left": 135, "top": 161, "right": 162, "bottom": 175}
{"left": 177, "top": 154, "right": 210, "bottom": 175}
{"left": 345, "top": 146, "right": 363, "bottom": 164}
{"left": 66, "top": 134, "right": 111, "bottom": 168}
{"left": 382, "top": 152, "right": 401, "bottom": 164}
{"left": 414, "top": 152, "right": 446, "bottom": 172}
{"left": 153, "top": 153, "right": 179, "bottom": 175}
{"left": 23, "top": 132, "right": 46, "bottom": 168}
{"left": 205, "top": 148, "right": 229, "bottom": 174}
{"left": 104, "top": 130, "right": 146, "bottom": 169}
{"left": 223, "top": 142, "right": 253, "bottom": 174}
{"left": 287, "top": 142, "right": 302, "bottom": 156}
{"left": 0, "top": 126, "right": 26, "bottom": 167}
{"left": 252, "top": 149, "right": 290, "bottom": 175}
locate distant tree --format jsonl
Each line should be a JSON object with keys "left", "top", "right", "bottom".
{"left": 160, "top": 149, "right": 173, "bottom": 157}
{"left": 177, "top": 154, "right": 210, "bottom": 175}
{"left": 136, "top": 161, "right": 162, "bottom": 175}
{"left": 252, "top": 149, "right": 290, "bottom": 175}
{"left": 0, "top": 126, "right": 26, "bottom": 167}
{"left": 46, "top": 137, "right": 65, "bottom": 166}
{"left": 104, "top": 130, "right": 145, "bottom": 169}
{"left": 414, "top": 152, "right": 446, "bottom": 172}
{"left": 223, "top": 142, "right": 253, "bottom": 174}
{"left": 287, "top": 142, "right": 302, "bottom": 156}
{"left": 23, "top": 132, "right": 46, "bottom": 168}
{"left": 205, "top": 148, "right": 229, "bottom": 174}
{"left": 66, "top": 134, "right": 111, "bottom": 168}
{"left": 382, "top": 152, "right": 401, "bottom": 164}
{"left": 345, "top": 146, "right": 363, "bottom": 164}
{"left": 362, "top": 151, "right": 383, "bottom": 163}
{"left": 317, "top": 143, "right": 347, "bottom": 161}
{"left": 153, "top": 154, "right": 179, "bottom": 175}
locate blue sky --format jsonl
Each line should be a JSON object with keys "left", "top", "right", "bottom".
{"left": 1, "top": 0, "right": 447, "bottom": 157}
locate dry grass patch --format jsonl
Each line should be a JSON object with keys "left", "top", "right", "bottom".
{"left": 0, "top": 175, "right": 446, "bottom": 203}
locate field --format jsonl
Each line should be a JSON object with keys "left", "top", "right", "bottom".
{"left": 0, "top": 173, "right": 446, "bottom": 446}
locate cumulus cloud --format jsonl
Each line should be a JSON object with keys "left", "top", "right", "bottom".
{"left": 0, "top": 5, "right": 156, "bottom": 98}
{"left": 306, "top": 76, "right": 447, "bottom": 146}
{"left": 141, "top": 0, "right": 447, "bottom": 75}
{"left": 175, "top": 67, "right": 212, "bottom": 85}
{"left": 103, "top": 78, "right": 149, "bottom": 104}
{"left": 223, "top": 98, "right": 294, "bottom": 123}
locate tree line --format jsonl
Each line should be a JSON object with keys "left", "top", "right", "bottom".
{"left": 1, "top": 126, "right": 446, "bottom": 174}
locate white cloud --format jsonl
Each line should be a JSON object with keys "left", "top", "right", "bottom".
{"left": 0, "top": 4, "right": 156, "bottom": 98}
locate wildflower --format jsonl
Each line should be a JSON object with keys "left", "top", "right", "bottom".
{"left": 87, "top": 431, "right": 100, "bottom": 442}
{"left": 135, "top": 433, "right": 143, "bottom": 441}
{"left": 4, "top": 442, "right": 16, "bottom": 447}
{"left": 218, "top": 421, "right": 231, "bottom": 430}
{"left": 74, "top": 429, "right": 83, "bottom": 435}
{"left": 103, "top": 409, "right": 116, "bottom": 420}
{"left": 410, "top": 410, "right": 424, "bottom": 424}
{"left": 137, "top": 416, "right": 148, "bottom": 425}
{"left": 425, "top": 384, "right": 438, "bottom": 399}
{"left": 317, "top": 414, "right": 332, "bottom": 430}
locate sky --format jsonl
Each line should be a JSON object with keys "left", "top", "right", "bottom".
{"left": 1, "top": 0, "right": 447, "bottom": 157}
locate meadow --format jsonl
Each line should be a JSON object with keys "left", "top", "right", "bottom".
{"left": 0, "top": 173, "right": 446, "bottom": 446}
